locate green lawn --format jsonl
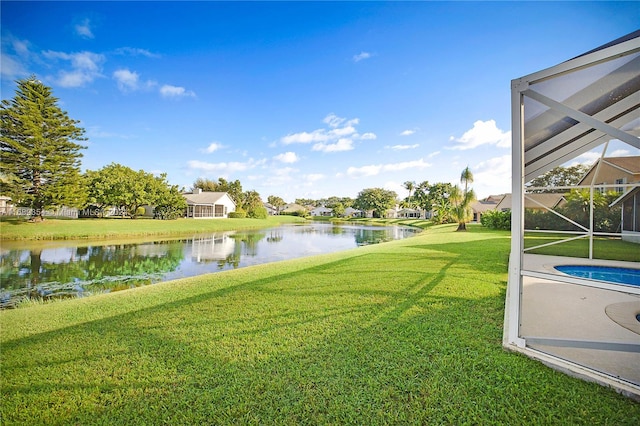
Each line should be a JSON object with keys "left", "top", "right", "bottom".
{"left": 0, "top": 215, "right": 306, "bottom": 241}
{"left": 524, "top": 232, "right": 640, "bottom": 262}
{"left": 1, "top": 224, "right": 638, "bottom": 424}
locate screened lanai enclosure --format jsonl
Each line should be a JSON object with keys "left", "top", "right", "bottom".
{"left": 504, "top": 31, "right": 640, "bottom": 399}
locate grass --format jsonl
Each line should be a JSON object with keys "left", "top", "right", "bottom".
{"left": 524, "top": 232, "right": 640, "bottom": 262}
{"left": 0, "top": 215, "right": 306, "bottom": 241}
{"left": 1, "top": 224, "right": 638, "bottom": 424}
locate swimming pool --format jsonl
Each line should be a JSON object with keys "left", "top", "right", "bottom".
{"left": 554, "top": 265, "right": 640, "bottom": 287}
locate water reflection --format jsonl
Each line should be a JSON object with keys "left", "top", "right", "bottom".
{"left": 1, "top": 222, "right": 419, "bottom": 308}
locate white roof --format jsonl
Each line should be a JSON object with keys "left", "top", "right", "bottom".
{"left": 183, "top": 191, "right": 235, "bottom": 206}
{"left": 518, "top": 30, "right": 640, "bottom": 183}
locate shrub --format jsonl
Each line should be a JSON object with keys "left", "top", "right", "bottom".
{"left": 154, "top": 205, "right": 184, "bottom": 220}
{"left": 523, "top": 207, "right": 621, "bottom": 232}
{"left": 481, "top": 210, "right": 511, "bottom": 230}
{"left": 229, "top": 211, "right": 246, "bottom": 219}
{"left": 247, "top": 206, "right": 268, "bottom": 219}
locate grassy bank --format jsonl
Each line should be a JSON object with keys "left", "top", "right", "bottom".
{"left": 1, "top": 224, "right": 638, "bottom": 424}
{"left": 0, "top": 215, "right": 306, "bottom": 241}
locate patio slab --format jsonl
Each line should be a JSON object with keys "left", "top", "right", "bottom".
{"left": 519, "top": 255, "right": 640, "bottom": 386}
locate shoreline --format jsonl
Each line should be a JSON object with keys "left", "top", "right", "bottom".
{"left": 0, "top": 216, "right": 308, "bottom": 241}
{"left": 0, "top": 216, "right": 432, "bottom": 242}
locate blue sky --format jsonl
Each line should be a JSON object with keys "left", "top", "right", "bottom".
{"left": 2, "top": 1, "right": 638, "bottom": 202}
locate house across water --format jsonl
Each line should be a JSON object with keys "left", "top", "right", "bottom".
{"left": 183, "top": 189, "right": 236, "bottom": 219}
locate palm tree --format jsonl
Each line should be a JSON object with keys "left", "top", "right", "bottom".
{"left": 433, "top": 196, "right": 451, "bottom": 224}
{"left": 452, "top": 167, "right": 476, "bottom": 231}
{"left": 460, "top": 166, "right": 473, "bottom": 195}
{"left": 562, "top": 188, "right": 607, "bottom": 228}
{"left": 403, "top": 181, "right": 416, "bottom": 208}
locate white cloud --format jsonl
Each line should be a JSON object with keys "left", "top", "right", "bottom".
{"left": 187, "top": 158, "right": 265, "bottom": 174}
{"left": 346, "top": 159, "right": 431, "bottom": 178}
{"left": 353, "top": 51, "right": 372, "bottom": 62}
{"left": 160, "top": 84, "right": 195, "bottom": 98}
{"left": 608, "top": 149, "right": 633, "bottom": 157}
{"left": 273, "top": 167, "right": 296, "bottom": 177}
{"left": 473, "top": 155, "right": 512, "bottom": 196}
{"left": 113, "top": 68, "right": 139, "bottom": 91}
{"left": 387, "top": 144, "right": 419, "bottom": 150}
{"left": 573, "top": 152, "right": 601, "bottom": 166}
{"left": 113, "top": 47, "right": 160, "bottom": 58}
{"left": 323, "top": 113, "right": 345, "bottom": 128}
{"left": 43, "top": 50, "right": 105, "bottom": 87}
{"left": 313, "top": 138, "right": 354, "bottom": 153}
{"left": 384, "top": 181, "right": 406, "bottom": 197}
{"left": 246, "top": 174, "right": 263, "bottom": 182}
{"left": 281, "top": 114, "right": 373, "bottom": 154}
{"left": 253, "top": 167, "right": 300, "bottom": 188}
{"left": 360, "top": 132, "right": 377, "bottom": 140}
{"left": 75, "top": 18, "right": 94, "bottom": 39}
{"left": 281, "top": 130, "right": 328, "bottom": 144}
{"left": 113, "top": 69, "right": 157, "bottom": 92}
{"left": 304, "top": 173, "right": 324, "bottom": 183}
{"left": 329, "top": 125, "right": 357, "bottom": 138}
{"left": 0, "top": 36, "right": 32, "bottom": 79}
{"left": 383, "top": 159, "right": 432, "bottom": 172}
{"left": 0, "top": 53, "right": 26, "bottom": 79}
{"left": 57, "top": 70, "right": 93, "bottom": 87}
{"left": 450, "top": 119, "right": 511, "bottom": 150}
{"left": 202, "top": 142, "right": 224, "bottom": 153}
{"left": 400, "top": 130, "right": 415, "bottom": 136}
{"left": 346, "top": 164, "right": 381, "bottom": 178}
{"left": 564, "top": 148, "right": 636, "bottom": 171}
{"left": 11, "top": 37, "right": 30, "bottom": 57}
{"left": 274, "top": 151, "right": 299, "bottom": 163}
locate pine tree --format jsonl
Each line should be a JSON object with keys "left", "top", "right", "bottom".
{"left": 1, "top": 77, "right": 87, "bottom": 220}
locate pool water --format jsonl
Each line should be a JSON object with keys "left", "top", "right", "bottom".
{"left": 555, "top": 265, "right": 640, "bottom": 286}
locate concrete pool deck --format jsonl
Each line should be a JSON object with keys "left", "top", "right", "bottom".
{"left": 519, "top": 255, "right": 640, "bottom": 392}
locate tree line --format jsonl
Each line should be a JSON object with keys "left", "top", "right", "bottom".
{"left": 481, "top": 165, "right": 621, "bottom": 232}
{"left": 0, "top": 77, "right": 190, "bottom": 220}
{"left": 1, "top": 77, "right": 269, "bottom": 220}
{"left": 2, "top": 76, "right": 476, "bottom": 227}
{"left": 267, "top": 168, "right": 476, "bottom": 231}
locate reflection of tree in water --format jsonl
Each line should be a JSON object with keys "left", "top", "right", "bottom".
{"left": 217, "top": 251, "right": 240, "bottom": 270}
{"left": 266, "top": 230, "right": 283, "bottom": 243}
{"left": 1, "top": 248, "right": 86, "bottom": 292}
{"left": 82, "top": 242, "right": 184, "bottom": 280}
{"left": 213, "top": 231, "right": 267, "bottom": 270}
{"left": 354, "top": 229, "right": 392, "bottom": 246}
{"left": 1, "top": 241, "right": 185, "bottom": 307}
{"left": 230, "top": 231, "right": 266, "bottom": 256}
{"left": 206, "top": 231, "right": 267, "bottom": 270}
{"left": 330, "top": 226, "right": 347, "bottom": 235}
{"left": 0, "top": 251, "right": 24, "bottom": 290}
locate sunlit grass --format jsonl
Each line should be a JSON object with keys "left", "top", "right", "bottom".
{"left": 1, "top": 224, "right": 638, "bottom": 424}
{"left": 524, "top": 232, "right": 640, "bottom": 262}
{"left": 0, "top": 215, "right": 305, "bottom": 240}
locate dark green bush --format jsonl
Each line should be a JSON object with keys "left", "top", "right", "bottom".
{"left": 282, "top": 210, "right": 307, "bottom": 217}
{"left": 524, "top": 205, "right": 620, "bottom": 233}
{"left": 481, "top": 210, "right": 511, "bottom": 230}
{"left": 247, "top": 206, "right": 268, "bottom": 219}
{"left": 154, "top": 205, "right": 184, "bottom": 220}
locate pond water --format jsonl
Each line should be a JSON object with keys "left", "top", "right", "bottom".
{"left": 0, "top": 222, "right": 420, "bottom": 308}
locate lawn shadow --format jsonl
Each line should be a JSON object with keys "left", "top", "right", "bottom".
{"left": 2, "top": 231, "right": 638, "bottom": 424}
